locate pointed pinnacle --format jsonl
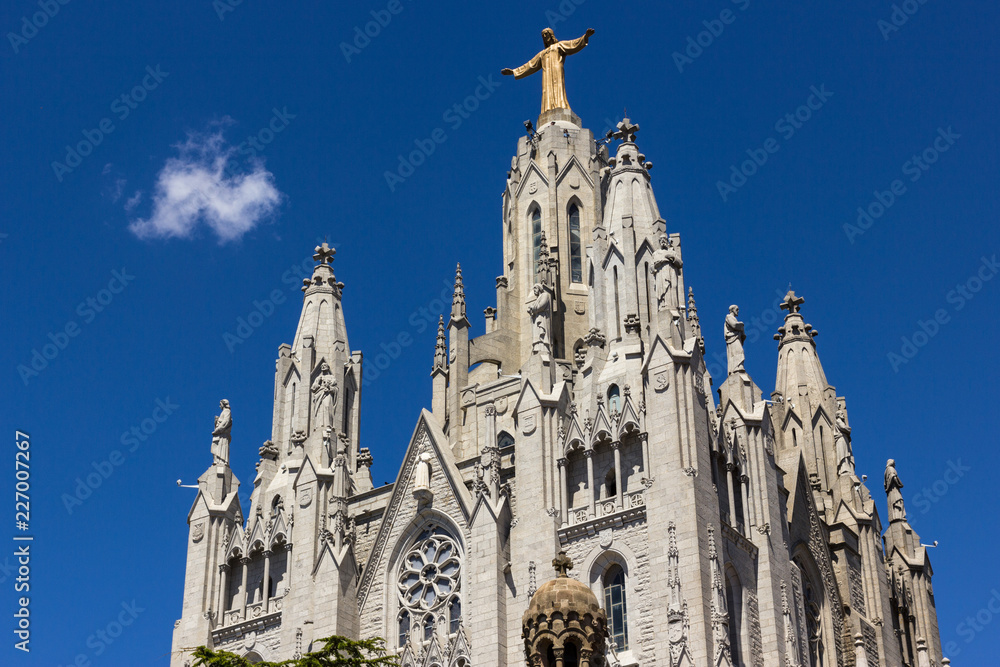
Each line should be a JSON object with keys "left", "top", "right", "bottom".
{"left": 451, "top": 263, "right": 466, "bottom": 320}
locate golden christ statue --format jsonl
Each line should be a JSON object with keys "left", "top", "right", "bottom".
{"left": 502, "top": 27, "right": 595, "bottom": 116}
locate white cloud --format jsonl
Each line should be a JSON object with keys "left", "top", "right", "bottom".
{"left": 128, "top": 127, "right": 282, "bottom": 243}
{"left": 124, "top": 190, "right": 143, "bottom": 212}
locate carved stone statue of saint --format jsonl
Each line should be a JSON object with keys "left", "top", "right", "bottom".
{"left": 311, "top": 362, "right": 338, "bottom": 432}
{"left": 724, "top": 305, "right": 746, "bottom": 375}
{"left": 651, "top": 234, "right": 682, "bottom": 311}
{"left": 835, "top": 407, "right": 855, "bottom": 477}
{"left": 502, "top": 28, "right": 595, "bottom": 116}
{"left": 884, "top": 459, "right": 906, "bottom": 523}
{"left": 413, "top": 452, "right": 433, "bottom": 502}
{"left": 211, "top": 399, "right": 232, "bottom": 466}
{"left": 527, "top": 283, "right": 552, "bottom": 348}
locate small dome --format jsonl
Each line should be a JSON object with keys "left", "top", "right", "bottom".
{"left": 522, "top": 551, "right": 609, "bottom": 666}
{"left": 524, "top": 574, "right": 603, "bottom": 623}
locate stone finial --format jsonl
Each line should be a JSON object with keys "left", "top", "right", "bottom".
{"left": 303, "top": 242, "right": 344, "bottom": 296}
{"left": 687, "top": 286, "right": 702, "bottom": 336}
{"left": 774, "top": 290, "right": 818, "bottom": 343}
{"left": 613, "top": 117, "right": 640, "bottom": 143}
{"left": 433, "top": 316, "right": 448, "bottom": 371}
{"left": 552, "top": 550, "right": 573, "bottom": 577}
{"left": 313, "top": 242, "right": 336, "bottom": 266}
{"left": 780, "top": 290, "right": 804, "bottom": 314}
{"left": 451, "top": 263, "right": 466, "bottom": 320}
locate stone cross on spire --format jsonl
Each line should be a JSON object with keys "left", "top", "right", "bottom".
{"left": 614, "top": 117, "right": 640, "bottom": 143}
{"left": 780, "top": 290, "right": 804, "bottom": 314}
{"left": 552, "top": 550, "right": 573, "bottom": 578}
{"left": 313, "top": 243, "right": 336, "bottom": 266}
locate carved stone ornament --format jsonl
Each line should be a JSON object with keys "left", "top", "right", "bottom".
{"left": 495, "top": 396, "right": 508, "bottom": 415}
{"left": 655, "top": 371, "right": 670, "bottom": 392}
{"left": 599, "top": 528, "right": 613, "bottom": 549}
{"left": 298, "top": 488, "right": 313, "bottom": 508}
{"left": 259, "top": 440, "right": 279, "bottom": 460}
{"left": 521, "top": 413, "right": 537, "bottom": 435}
{"left": 528, "top": 180, "right": 538, "bottom": 194}
{"left": 192, "top": 522, "right": 205, "bottom": 543}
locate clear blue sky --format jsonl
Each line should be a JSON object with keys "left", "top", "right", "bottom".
{"left": 2, "top": 0, "right": 998, "bottom": 664}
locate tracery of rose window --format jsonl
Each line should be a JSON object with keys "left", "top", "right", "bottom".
{"left": 396, "top": 528, "right": 462, "bottom": 647}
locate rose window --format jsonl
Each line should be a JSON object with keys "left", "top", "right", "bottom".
{"left": 397, "top": 533, "right": 461, "bottom": 610}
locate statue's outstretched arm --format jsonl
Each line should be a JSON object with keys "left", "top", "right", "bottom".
{"left": 505, "top": 51, "right": 543, "bottom": 78}
{"left": 559, "top": 28, "right": 595, "bottom": 56}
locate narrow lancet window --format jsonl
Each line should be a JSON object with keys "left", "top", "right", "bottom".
{"left": 532, "top": 208, "right": 542, "bottom": 277}
{"left": 603, "top": 565, "right": 629, "bottom": 650}
{"left": 569, "top": 204, "right": 582, "bottom": 283}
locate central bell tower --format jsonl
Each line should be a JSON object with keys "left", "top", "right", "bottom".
{"left": 497, "top": 111, "right": 608, "bottom": 366}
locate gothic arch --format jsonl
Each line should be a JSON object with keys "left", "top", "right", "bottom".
{"left": 497, "top": 430, "right": 515, "bottom": 450}
{"left": 725, "top": 565, "right": 747, "bottom": 667}
{"left": 792, "top": 545, "right": 836, "bottom": 667}
{"left": 581, "top": 544, "right": 641, "bottom": 653}
{"left": 385, "top": 512, "right": 466, "bottom": 649}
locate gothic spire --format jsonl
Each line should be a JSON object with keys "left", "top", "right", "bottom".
{"left": 687, "top": 286, "right": 703, "bottom": 346}
{"left": 451, "top": 263, "right": 467, "bottom": 323}
{"left": 773, "top": 290, "right": 829, "bottom": 402}
{"left": 433, "top": 315, "right": 448, "bottom": 372}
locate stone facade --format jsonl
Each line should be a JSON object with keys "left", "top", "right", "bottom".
{"left": 170, "top": 107, "right": 948, "bottom": 666}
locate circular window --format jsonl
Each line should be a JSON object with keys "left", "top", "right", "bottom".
{"left": 397, "top": 533, "right": 461, "bottom": 611}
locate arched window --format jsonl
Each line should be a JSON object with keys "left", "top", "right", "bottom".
{"left": 498, "top": 431, "right": 515, "bottom": 450}
{"left": 449, "top": 598, "right": 462, "bottom": 634}
{"left": 726, "top": 572, "right": 744, "bottom": 666}
{"left": 569, "top": 204, "right": 582, "bottom": 283}
{"left": 607, "top": 384, "right": 621, "bottom": 413}
{"left": 613, "top": 266, "right": 622, "bottom": 339}
{"left": 732, "top": 468, "right": 745, "bottom": 529}
{"left": 342, "top": 385, "right": 354, "bottom": 438}
{"left": 531, "top": 208, "right": 542, "bottom": 277}
{"left": 396, "top": 524, "right": 463, "bottom": 646}
{"left": 604, "top": 468, "right": 617, "bottom": 499}
{"left": 268, "top": 546, "right": 287, "bottom": 598}
{"left": 564, "top": 641, "right": 580, "bottom": 667}
{"left": 603, "top": 565, "right": 629, "bottom": 651}
{"left": 398, "top": 611, "right": 410, "bottom": 647}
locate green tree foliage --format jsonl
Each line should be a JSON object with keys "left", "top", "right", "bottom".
{"left": 191, "top": 636, "right": 400, "bottom": 667}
